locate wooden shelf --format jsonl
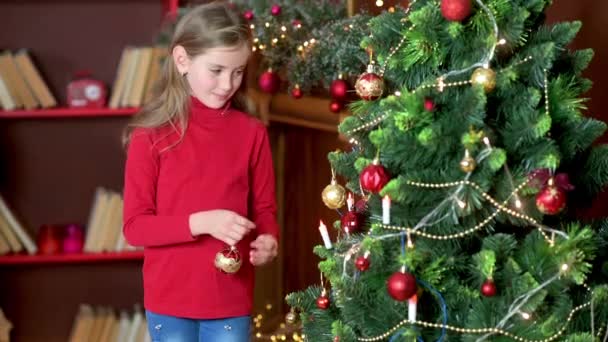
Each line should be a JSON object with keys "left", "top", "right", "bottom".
{"left": 0, "top": 250, "right": 144, "bottom": 265}
{"left": 0, "top": 107, "right": 139, "bottom": 119}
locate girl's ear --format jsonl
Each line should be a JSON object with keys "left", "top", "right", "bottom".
{"left": 172, "top": 45, "right": 191, "bottom": 76}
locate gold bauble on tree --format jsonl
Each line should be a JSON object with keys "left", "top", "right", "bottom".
{"left": 460, "top": 149, "right": 476, "bottom": 173}
{"left": 322, "top": 169, "right": 346, "bottom": 209}
{"left": 471, "top": 67, "right": 496, "bottom": 92}
{"left": 214, "top": 246, "right": 242, "bottom": 274}
{"left": 285, "top": 308, "right": 298, "bottom": 324}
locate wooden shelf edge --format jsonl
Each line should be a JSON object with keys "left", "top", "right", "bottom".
{"left": 0, "top": 107, "right": 139, "bottom": 119}
{"left": 247, "top": 88, "right": 345, "bottom": 132}
{"left": 0, "top": 250, "right": 144, "bottom": 265}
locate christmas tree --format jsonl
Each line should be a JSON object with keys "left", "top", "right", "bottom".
{"left": 286, "top": 0, "right": 608, "bottom": 341}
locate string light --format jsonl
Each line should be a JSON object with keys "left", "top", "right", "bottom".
{"left": 520, "top": 312, "right": 531, "bottom": 320}
{"left": 375, "top": 0, "right": 384, "bottom": 7}
{"left": 356, "top": 302, "right": 591, "bottom": 341}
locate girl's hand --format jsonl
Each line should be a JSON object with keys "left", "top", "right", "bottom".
{"left": 189, "top": 210, "right": 255, "bottom": 246}
{"left": 249, "top": 234, "right": 278, "bottom": 266}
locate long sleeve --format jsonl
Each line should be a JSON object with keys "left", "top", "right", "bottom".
{"left": 122, "top": 130, "right": 196, "bottom": 247}
{"left": 249, "top": 126, "right": 280, "bottom": 241}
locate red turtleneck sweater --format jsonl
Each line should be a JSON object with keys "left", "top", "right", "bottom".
{"left": 123, "top": 96, "right": 279, "bottom": 319}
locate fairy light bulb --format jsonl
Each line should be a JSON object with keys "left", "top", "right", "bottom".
{"left": 281, "top": 26, "right": 287, "bottom": 32}
{"left": 250, "top": 24, "right": 255, "bottom": 29}
{"left": 498, "top": 38, "right": 507, "bottom": 45}
{"left": 520, "top": 312, "right": 531, "bottom": 320}
{"left": 561, "top": 264, "right": 569, "bottom": 272}
{"left": 457, "top": 199, "right": 467, "bottom": 209}
{"left": 376, "top": 0, "right": 384, "bottom": 6}
{"left": 265, "top": 22, "right": 270, "bottom": 28}
{"left": 483, "top": 136, "right": 491, "bottom": 147}
{"left": 394, "top": 91, "right": 402, "bottom": 96}
{"left": 515, "top": 198, "right": 522, "bottom": 209}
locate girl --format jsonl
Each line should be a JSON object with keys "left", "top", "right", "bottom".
{"left": 122, "top": 2, "right": 279, "bottom": 341}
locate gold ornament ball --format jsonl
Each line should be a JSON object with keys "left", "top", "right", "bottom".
{"left": 460, "top": 155, "right": 477, "bottom": 173}
{"left": 285, "top": 311, "right": 298, "bottom": 324}
{"left": 214, "top": 247, "right": 242, "bottom": 274}
{"left": 322, "top": 182, "right": 346, "bottom": 209}
{"left": 471, "top": 67, "right": 496, "bottom": 92}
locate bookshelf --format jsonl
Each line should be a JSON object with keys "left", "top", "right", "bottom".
{"left": 0, "top": 251, "right": 143, "bottom": 265}
{"left": 0, "top": 108, "right": 139, "bottom": 119}
{"left": 0, "top": 0, "right": 172, "bottom": 341}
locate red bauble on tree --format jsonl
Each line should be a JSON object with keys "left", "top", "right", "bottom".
{"left": 258, "top": 69, "right": 280, "bottom": 94}
{"left": 481, "top": 278, "right": 497, "bottom": 297}
{"left": 387, "top": 269, "right": 417, "bottom": 301}
{"left": 291, "top": 85, "right": 303, "bottom": 99}
{"left": 360, "top": 158, "right": 390, "bottom": 193}
{"left": 316, "top": 290, "right": 330, "bottom": 310}
{"left": 441, "top": 0, "right": 472, "bottom": 21}
{"left": 424, "top": 98, "right": 435, "bottom": 111}
{"left": 270, "top": 4, "right": 282, "bottom": 16}
{"left": 355, "top": 255, "right": 370, "bottom": 271}
{"left": 329, "top": 100, "right": 343, "bottom": 113}
{"left": 330, "top": 78, "right": 349, "bottom": 101}
{"left": 243, "top": 10, "right": 254, "bottom": 21}
{"left": 535, "top": 181, "right": 567, "bottom": 215}
{"left": 355, "top": 65, "right": 384, "bottom": 101}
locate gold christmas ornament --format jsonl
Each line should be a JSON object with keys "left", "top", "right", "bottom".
{"left": 460, "top": 149, "right": 476, "bottom": 173}
{"left": 322, "top": 168, "right": 346, "bottom": 209}
{"left": 285, "top": 309, "right": 298, "bottom": 324}
{"left": 214, "top": 246, "right": 242, "bottom": 274}
{"left": 471, "top": 67, "right": 496, "bottom": 92}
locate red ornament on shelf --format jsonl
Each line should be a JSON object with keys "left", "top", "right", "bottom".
{"left": 355, "top": 255, "right": 370, "bottom": 271}
{"left": 355, "top": 65, "right": 384, "bottom": 101}
{"left": 316, "top": 290, "right": 330, "bottom": 310}
{"left": 329, "top": 100, "right": 343, "bottom": 113}
{"left": 62, "top": 224, "right": 84, "bottom": 254}
{"left": 270, "top": 4, "right": 282, "bottom": 16}
{"left": 360, "top": 158, "right": 390, "bottom": 193}
{"left": 243, "top": 10, "right": 254, "bottom": 21}
{"left": 481, "top": 279, "right": 497, "bottom": 297}
{"left": 258, "top": 69, "right": 280, "bottom": 94}
{"left": 387, "top": 269, "right": 417, "bottom": 301}
{"left": 535, "top": 180, "right": 567, "bottom": 215}
{"left": 291, "top": 85, "right": 303, "bottom": 99}
{"left": 67, "top": 71, "right": 107, "bottom": 108}
{"left": 441, "top": 0, "right": 472, "bottom": 22}
{"left": 424, "top": 98, "right": 435, "bottom": 111}
{"left": 36, "top": 224, "right": 63, "bottom": 255}
{"left": 330, "top": 78, "right": 349, "bottom": 101}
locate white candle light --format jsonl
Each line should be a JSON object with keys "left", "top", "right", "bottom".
{"left": 382, "top": 195, "right": 391, "bottom": 224}
{"left": 318, "top": 220, "right": 332, "bottom": 249}
{"left": 408, "top": 294, "right": 418, "bottom": 322}
{"left": 347, "top": 192, "right": 354, "bottom": 211}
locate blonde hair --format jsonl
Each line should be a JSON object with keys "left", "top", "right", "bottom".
{"left": 123, "top": 1, "right": 252, "bottom": 147}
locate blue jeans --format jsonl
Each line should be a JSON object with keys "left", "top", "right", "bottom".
{"left": 146, "top": 310, "right": 251, "bottom": 342}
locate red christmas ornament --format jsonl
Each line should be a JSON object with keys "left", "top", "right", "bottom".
{"left": 334, "top": 337, "right": 340, "bottom": 342}
{"left": 355, "top": 65, "right": 384, "bottom": 101}
{"left": 360, "top": 159, "right": 390, "bottom": 193}
{"left": 291, "top": 85, "right": 303, "bottom": 99}
{"left": 341, "top": 211, "right": 362, "bottom": 234}
{"left": 355, "top": 198, "right": 368, "bottom": 213}
{"left": 330, "top": 78, "right": 349, "bottom": 101}
{"left": 535, "top": 181, "right": 567, "bottom": 215}
{"left": 424, "top": 98, "right": 435, "bottom": 111}
{"left": 441, "top": 0, "right": 472, "bottom": 22}
{"left": 316, "top": 292, "right": 330, "bottom": 310}
{"left": 481, "top": 279, "right": 497, "bottom": 297}
{"left": 243, "top": 10, "right": 254, "bottom": 21}
{"left": 329, "top": 100, "right": 343, "bottom": 113}
{"left": 271, "top": 4, "right": 282, "bottom": 16}
{"left": 387, "top": 270, "right": 417, "bottom": 301}
{"left": 258, "top": 70, "right": 280, "bottom": 94}
{"left": 355, "top": 255, "right": 370, "bottom": 271}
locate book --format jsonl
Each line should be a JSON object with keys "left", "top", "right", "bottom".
{"left": 0, "top": 75, "right": 17, "bottom": 111}
{"left": 0, "top": 213, "right": 22, "bottom": 253}
{"left": 109, "top": 47, "right": 134, "bottom": 109}
{"left": 143, "top": 46, "right": 167, "bottom": 103}
{"left": 0, "top": 230, "right": 10, "bottom": 255}
{"left": 128, "top": 47, "right": 153, "bottom": 108}
{"left": 0, "top": 194, "right": 36, "bottom": 255}
{"left": 68, "top": 304, "right": 94, "bottom": 342}
{"left": 13, "top": 50, "right": 57, "bottom": 108}
{"left": 0, "top": 307, "right": 12, "bottom": 342}
{"left": 116, "top": 310, "right": 131, "bottom": 342}
{"left": 0, "top": 51, "right": 38, "bottom": 109}
{"left": 120, "top": 48, "right": 141, "bottom": 108}
{"left": 84, "top": 187, "right": 109, "bottom": 253}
